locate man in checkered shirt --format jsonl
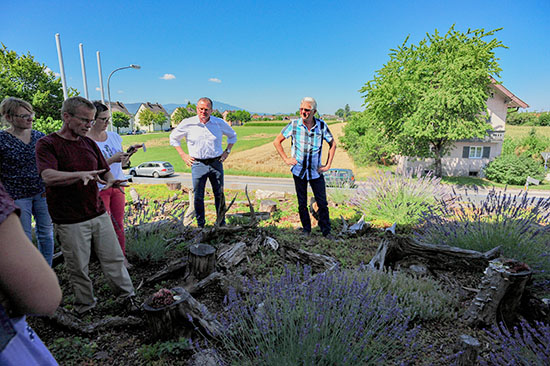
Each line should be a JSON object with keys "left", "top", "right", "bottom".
{"left": 273, "top": 97, "right": 336, "bottom": 239}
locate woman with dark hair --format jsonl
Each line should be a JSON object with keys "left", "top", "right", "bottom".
{"left": 87, "top": 101, "right": 142, "bottom": 265}
{"left": 0, "top": 97, "right": 54, "bottom": 265}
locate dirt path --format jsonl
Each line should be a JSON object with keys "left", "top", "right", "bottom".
{"left": 226, "top": 123, "right": 357, "bottom": 174}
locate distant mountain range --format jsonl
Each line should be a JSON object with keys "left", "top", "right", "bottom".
{"left": 123, "top": 101, "right": 244, "bottom": 115}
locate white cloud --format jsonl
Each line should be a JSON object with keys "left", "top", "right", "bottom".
{"left": 45, "top": 67, "right": 61, "bottom": 77}
{"left": 160, "top": 73, "right": 176, "bottom": 80}
{"left": 117, "top": 90, "right": 124, "bottom": 94}
{"left": 209, "top": 78, "right": 221, "bottom": 83}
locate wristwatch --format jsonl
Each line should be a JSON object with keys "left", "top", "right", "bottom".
{"left": 225, "top": 148, "right": 231, "bottom": 154}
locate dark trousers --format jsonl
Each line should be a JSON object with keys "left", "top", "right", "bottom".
{"left": 292, "top": 174, "right": 331, "bottom": 236}
{"left": 191, "top": 160, "right": 225, "bottom": 227}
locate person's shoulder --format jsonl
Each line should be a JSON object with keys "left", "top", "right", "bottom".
{"left": 211, "top": 116, "right": 227, "bottom": 124}
{"left": 32, "top": 129, "right": 46, "bottom": 138}
{"left": 107, "top": 131, "right": 122, "bottom": 140}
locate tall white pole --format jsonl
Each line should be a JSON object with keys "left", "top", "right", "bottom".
{"left": 79, "top": 43, "right": 89, "bottom": 99}
{"left": 55, "top": 33, "right": 68, "bottom": 100}
{"left": 97, "top": 51, "right": 105, "bottom": 104}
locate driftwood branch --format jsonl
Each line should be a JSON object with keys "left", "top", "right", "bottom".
{"left": 48, "top": 307, "right": 142, "bottom": 334}
{"left": 368, "top": 232, "right": 501, "bottom": 271}
{"left": 283, "top": 245, "right": 338, "bottom": 273}
{"left": 144, "top": 257, "right": 188, "bottom": 285}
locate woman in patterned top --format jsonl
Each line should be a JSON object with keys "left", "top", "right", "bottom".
{"left": 0, "top": 97, "right": 54, "bottom": 265}
{"left": 87, "top": 101, "right": 142, "bottom": 266}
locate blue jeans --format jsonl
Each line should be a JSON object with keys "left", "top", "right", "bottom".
{"left": 14, "top": 193, "right": 54, "bottom": 266}
{"left": 191, "top": 160, "right": 225, "bottom": 227}
{"left": 293, "top": 174, "right": 331, "bottom": 236}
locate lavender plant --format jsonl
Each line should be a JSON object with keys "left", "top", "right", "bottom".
{"left": 350, "top": 169, "right": 455, "bottom": 228}
{"left": 479, "top": 320, "right": 550, "bottom": 365}
{"left": 415, "top": 189, "right": 550, "bottom": 278}
{"left": 215, "top": 266, "right": 419, "bottom": 365}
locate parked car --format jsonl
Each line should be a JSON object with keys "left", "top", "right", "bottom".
{"left": 324, "top": 168, "right": 356, "bottom": 188}
{"left": 129, "top": 161, "right": 175, "bottom": 178}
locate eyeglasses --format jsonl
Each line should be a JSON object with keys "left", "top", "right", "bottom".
{"left": 13, "top": 113, "right": 35, "bottom": 120}
{"left": 95, "top": 116, "right": 111, "bottom": 124}
{"left": 300, "top": 108, "right": 312, "bottom": 112}
{"left": 69, "top": 113, "right": 95, "bottom": 125}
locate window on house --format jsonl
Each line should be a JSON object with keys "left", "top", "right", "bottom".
{"left": 469, "top": 146, "right": 483, "bottom": 159}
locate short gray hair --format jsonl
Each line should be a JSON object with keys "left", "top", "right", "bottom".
{"left": 197, "top": 97, "right": 213, "bottom": 109}
{"left": 61, "top": 97, "right": 95, "bottom": 120}
{"left": 301, "top": 97, "right": 317, "bottom": 111}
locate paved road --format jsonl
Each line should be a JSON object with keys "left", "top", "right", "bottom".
{"left": 129, "top": 172, "right": 550, "bottom": 200}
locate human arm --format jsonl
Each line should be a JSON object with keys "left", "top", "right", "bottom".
{"left": 273, "top": 133, "right": 297, "bottom": 166}
{"left": 0, "top": 213, "right": 62, "bottom": 316}
{"left": 174, "top": 145, "right": 195, "bottom": 167}
{"left": 101, "top": 170, "right": 128, "bottom": 190}
{"left": 41, "top": 168, "right": 108, "bottom": 186}
{"left": 318, "top": 138, "right": 336, "bottom": 173}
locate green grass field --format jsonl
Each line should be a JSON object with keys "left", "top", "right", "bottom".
{"left": 122, "top": 125, "right": 284, "bottom": 175}
{"left": 505, "top": 125, "right": 550, "bottom": 139}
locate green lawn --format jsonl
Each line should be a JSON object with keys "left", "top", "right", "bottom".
{"left": 121, "top": 125, "right": 284, "bottom": 175}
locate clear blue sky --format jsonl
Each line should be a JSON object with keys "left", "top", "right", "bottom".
{"left": 2, "top": 0, "right": 549, "bottom": 114}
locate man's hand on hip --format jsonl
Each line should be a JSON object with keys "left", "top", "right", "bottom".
{"left": 219, "top": 151, "right": 230, "bottom": 163}
{"left": 284, "top": 157, "right": 298, "bottom": 166}
{"left": 318, "top": 165, "right": 330, "bottom": 173}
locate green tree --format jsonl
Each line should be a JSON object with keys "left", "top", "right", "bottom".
{"left": 138, "top": 109, "right": 155, "bottom": 130}
{"left": 172, "top": 107, "right": 193, "bottom": 125}
{"left": 0, "top": 44, "right": 77, "bottom": 119}
{"left": 344, "top": 104, "right": 350, "bottom": 119}
{"left": 212, "top": 109, "right": 223, "bottom": 118}
{"left": 335, "top": 108, "right": 345, "bottom": 119}
{"left": 347, "top": 26, "right": 505, "bottom": 176}
{"left": 112, "top": 111, "right": 130, "bottom": 133}
{"left": 33, "top": 116, "right": 62, "bottom": 135}
{"left": 226, "top": 110, "right": 251, "bottom": 124}
{"left": 154, "top": 112, "right": 168, "bottom": 130}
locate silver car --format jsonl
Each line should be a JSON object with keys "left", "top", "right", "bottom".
{"left": 129, "top": 161, "right": 175, "bottom": 178}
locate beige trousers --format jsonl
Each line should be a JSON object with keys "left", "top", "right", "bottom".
{"left": 54, "top": 212, "right": 134, "bottom": 313}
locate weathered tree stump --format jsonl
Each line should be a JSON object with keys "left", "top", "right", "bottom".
{"left": 259, "top": 199, "right": 277, "bottom": 213}
{"left": 143, "top": 288, "right": 189, "bottom": 340}
{"left": 189, "top": 244, "right": 216, "bottom": 280}
{"left": 463, "top": 259, "right": 532, "bottom": 327}
{"left": 455, "top": 334, "right": 481, "bottom": 366}
{"left": 166, "top": 182, "right": 182, "bottom": 191}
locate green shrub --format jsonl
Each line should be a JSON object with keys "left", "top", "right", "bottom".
{"left": 138, "top": 338, "right": 192, "bottom": 361}
{"left": 351, "top": 169, "right": 455, "bottom": 228}
{"left": 327, "top": 187, "right": 354, "bottom": 205}
{"left": 484, "top": 154, "right": 544, "bottom": 185}
{"left": 416, "top": 189, "right": 550, "bottom": 281}
{"left": 50, "top": 337, "right": 97, "bottom": 363}
{"left": 539, "top": 112, "right": 550, "bottom": 127}
{"left": 352, "top": 267, "right": 458, "bottom": 321}
{"left": 126, "top": 231, "right": 171, "bottom": 262}
{"left": 217, "top": 266, "right": 420, "bottom": 365}
{"left": 515, "top": 128, "right": 550, "bottom": 161}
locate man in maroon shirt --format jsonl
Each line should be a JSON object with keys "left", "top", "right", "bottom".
{"left": 36, "top": 97, "right": 135, "bottom": 315}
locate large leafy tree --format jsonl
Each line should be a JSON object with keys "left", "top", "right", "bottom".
{"left": 346, "top": 26, "right": 505, "bottom": 176}
{"left": 0, "top": 44, "right": 77, "bottom": 119}
{"left": 153, "top": 111, "right": 168, "bottom": 130}
{"left": 172, "top": 107, "right": 193, "bottom": 125}
{"left": 138, "top": 108, "right": 155, "bottom": 130}
{"left": 112, "top": 111, "right": 130, "bottom": 133}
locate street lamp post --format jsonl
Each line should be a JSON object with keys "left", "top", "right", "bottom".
{"left": 107, "top": 64, "right": 140, "bottom": 131}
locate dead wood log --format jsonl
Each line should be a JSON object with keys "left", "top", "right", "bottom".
{"left": 189, "top": 244, "right": 216, "bottom": 280}
{"left": 174, "top": 287, "right": 223, "bottom": 338}
{"left": 48, "top": 307, "right": 142, "bottom": 334}
{"left": 368, "top": 233, "right": 501, "bottom": 271}
{"left": 339, "top": 215, "right": 370, "bottom": 236}
{"left": 283, "top": 245, "right": 338, "bottom": 273}
{"left": 455, "top": 334, "right": 481, "bottom": 366}
{"left": 185, "top": 272, "right": 222, "bottom": 295}
{"left": 463, "top": 259, "right": 532, "bottom": 328}
{"left": 217, "top": 241, "right": 248, "bottom": 270}
{"left": 144, "top": 257, "right": 188, "bottom": 285}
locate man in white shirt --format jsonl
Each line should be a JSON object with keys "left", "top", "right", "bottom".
{"left": 170, "top": 98, "right": 237, "bottom": 227}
